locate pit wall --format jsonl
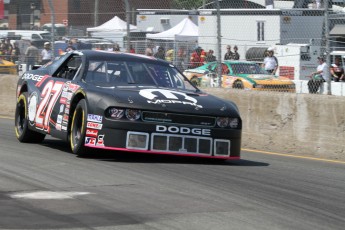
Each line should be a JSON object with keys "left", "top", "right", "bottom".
{"left": 1, "top": 75, "right": 344, "bottom": 160}
{"left": 204, "top": 88, "right": 345, "bottom": 160}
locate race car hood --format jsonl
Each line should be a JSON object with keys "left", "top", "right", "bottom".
{"left": 102, "top": 87, "right": 239, "bottom": 117}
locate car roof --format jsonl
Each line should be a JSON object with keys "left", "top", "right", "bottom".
{"left": 223, "top": 60, "right": 256, "bottom": 64}
{"left": 73, "top": 50, "right": 170, "bottom": 65}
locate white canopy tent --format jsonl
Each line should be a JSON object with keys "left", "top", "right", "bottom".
{"left": 87, "top": 16, "right": 137, "bottom": 32}
{"left": 86, "top": 16, "right": 137, "bottom": 44}
{"left": 146, "top": 18, "right": 198, "bottom": 41}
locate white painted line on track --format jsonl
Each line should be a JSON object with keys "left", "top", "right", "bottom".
{"left": 9, "top": 191, "right": 92, "bottom": 200}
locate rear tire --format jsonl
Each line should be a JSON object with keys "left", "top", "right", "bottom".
{"left": 233, "top": 81, "right": 244, "bottom": 89}
{"left": 70, "top": 99, "right": 88, "bottom": 156}
{"left": 14, "top": 92, "right": 46, "bottom": 143}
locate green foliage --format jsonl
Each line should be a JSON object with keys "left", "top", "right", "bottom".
{"left": 172, "top": 0, "right": 206, "bottom": 9}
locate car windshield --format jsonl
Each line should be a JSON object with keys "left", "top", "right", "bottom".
{"left": 84, "top": 60, "right": 198, "bottom": 91}
{"left": 231, "top": 63, "right": 268, "bottom": 75}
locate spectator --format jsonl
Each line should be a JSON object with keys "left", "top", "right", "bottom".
{"left": 112, "top": 43, "right": 120, "bottom": 52}
{"left": 233, "top": 45, "right": 240, "bottom": 60}
{"left": 330, "top": 57, "right": 344, "bottom": 82}
{"left": 41, "top": 42, "right": 52, "bottom": 65}
{"left": 316, "top": 0, "right": 321, "bottom": 9}
{"left": 145, "top": 46, "right": 153, "bottom": 56}
{"left": 165, "top": 49, "right": 174, "bottom": 63}
{"left": 65, "top": 41, "right": 76, "bottom": 52}
{"left": 5, "top": 38, "right": 13, "bottom": 61}
{"left": 224, "top": 45, "right": 233, "bottom": 60}
{"left": 154, "top": 46, "right": 165, "bottom": 60}
{"left": 25, "top": 42, "right": 39, "bottom": 71}
{"left": 189, "top": 47, "right": 205, "bottom": 68}
{"left": 11, "top": 41, "right": 20, "bottom": 63}
{"left": 308, "top": 56, "right": 330, "bottom": 94}
{"left": 205, "top": 49, "right": 216, "bottom": 63}
{"left": 263, "top": 47, "right": 278, "bottom": 75}
{"left": 0, "top": 42, "right": 6, "bottom": 59}
{"left": 176, "top": 46, "right": 187, "bottom": 71}
{"left": 129, "top": 45, "right": 135, "bottom": 53}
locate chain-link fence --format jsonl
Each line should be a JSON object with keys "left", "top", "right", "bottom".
{"left": 1, "top": 0, "right": 345, "bottom": 95}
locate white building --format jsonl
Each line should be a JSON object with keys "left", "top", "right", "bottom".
{"left": 198, "top": 8, "right": 325, "bottom": 62}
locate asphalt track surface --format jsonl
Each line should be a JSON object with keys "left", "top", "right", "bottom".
{"left": 1, "top": 117, "right": 345, "bottom": 230}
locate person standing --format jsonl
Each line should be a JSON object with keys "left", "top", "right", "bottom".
{"left": 308, "top": 56, "right": 330, "bottom": 94}
{"left": 25, "top": 42, "right": 39, "bottom": 71}
{"left": 330, "top": 57, "right": 344, "bottom": 82}
{"left": 224, "top": 45, "right": 233, "bottom": 60}
{"left": 233, "top": 45, "right": 240, "bottom": 60}
{"left": 41, "top": 42, "right": 52, "bottom": 65}
{"left": 11, "top": 42, "right": 20, "bottom": 63}
{"left": 65, "top": 40, "right": 76, "bottom": 52}
{"left": 154, "top": 46, "right": 165, "bottom": 60}
{"left": 205, "top": 49, "right": 216, "bottom": 63}
{"left": 263, "top": 47, "right": 278, "bottom": 75}
{"left": 5, "top": 38, "right": 13, "bottom": 61}
{"left": 189, "top": 47, "right": 205, "bottom": 68}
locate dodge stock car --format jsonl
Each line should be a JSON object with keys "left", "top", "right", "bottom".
{"left": 15, "top": 50, "right": 242, "bottom": 160}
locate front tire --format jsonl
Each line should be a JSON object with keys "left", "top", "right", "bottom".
{"left": 15, "top": 92, "right": 46, "bottom": 143}
{"left": 190, "top": 76, "right": 200, "bottom": 87}
{"left": 70, "top": 99, "right": 88, "bottom": 156}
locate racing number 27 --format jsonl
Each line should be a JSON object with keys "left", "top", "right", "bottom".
{"left": 36, "top": 81, "right": 64, "bottom": 132}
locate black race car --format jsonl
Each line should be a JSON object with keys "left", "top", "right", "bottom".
{"left": 15, "top": 50, "right": 242, "bottom": 160}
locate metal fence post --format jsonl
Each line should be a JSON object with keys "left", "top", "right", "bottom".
{"left": 216, "top": 0, "right": 222, "bottom": 87}
{"left": 47, "top": 0, "right": 55, "bottom": 59}
{"left": 325, "top": 0, "right": 331, "bottom": 95}
{"left": 123, "top": 0, "right": 131, "bottom": 52}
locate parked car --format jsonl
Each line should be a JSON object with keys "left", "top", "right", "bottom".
{"left": 183, "top": 61, "right": 296, "bottom": 92}
{"left": 15, "top": 50, "right": 242, "bottom": 160}
{"left": 0, "top": 58, "right": 17, "bottom": 74}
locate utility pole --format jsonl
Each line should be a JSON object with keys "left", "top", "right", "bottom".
{"left": 94, "top": 0, "right": 99, "bottom": 27}
{"left": 48, "top": 0, "right": 55, "bottom": 59}
{"left": 216, "top": 0, "right": 222, "bottom": 87}
{"left": 123, "top": 0, "right": 130, "bottom": 52}
{"left": 325, "top": 0, "right": 331, "bottom": 95}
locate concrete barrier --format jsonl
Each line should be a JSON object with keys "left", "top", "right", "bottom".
{"left": 204, "top": 88, "right": 345, "bottom": 160}
{"left": 1, "top": 74, "right": 344, "bottom": 160}
{"left": 0, "top": 75, "right": 17, "bottom": 117}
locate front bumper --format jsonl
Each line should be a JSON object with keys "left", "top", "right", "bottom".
{"left": 84, "top": 120, "right": 241, "bottom": 159}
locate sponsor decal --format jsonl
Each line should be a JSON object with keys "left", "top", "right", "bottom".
{"left": 28, "top": 92, "right": 38, "bottom": 125}
{"left": 87, "top": 122, "right": 103, "bottom": 130}
{"left": 61, "top": 91, "right": 69, "bottom": 98}
{"left": 57, "top": 115, "right": 63, "bottom": 124}
{"left": 21, "top": 73, "right": 45, "bottom": 82}
{"left": 61, "top": 125, "right": 67, "bottom": 131}
{"left": 156, "top": 125, "right": 211, "bottom": 136}
{"left": 56, "top": 123, "right": 61, "bottom": 131}
{"left": 67, "top": 92, "right": 73, "bottom": 100}
{"left": 96, "top": 135, "right": 105, "bottom": 146}
{"left": 65, "top": 107, "right": 70, "bottom": 114}
{"left": 85, "top": 137, "right": 96, "bottom": 145}
{"left": 139, "top": 89, "right": 202, "bottom": 108}
{"left": 87, "top": 114, "right": 103, "bottom": 123}
{"left": 68, "top": 84, "right": 80, "bottom": 92}
{"left": 60, "top": 97, "right": 67, "bottom": 104}
{"left": 86, "top": 129, "right": 98, "bottom": 137}
{"left": 62, "top": 114, "right": 69, "bottom": 122}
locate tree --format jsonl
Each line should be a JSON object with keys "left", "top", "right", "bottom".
{"left": 172, "top": 0, "right": 205, "bottom": 9}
